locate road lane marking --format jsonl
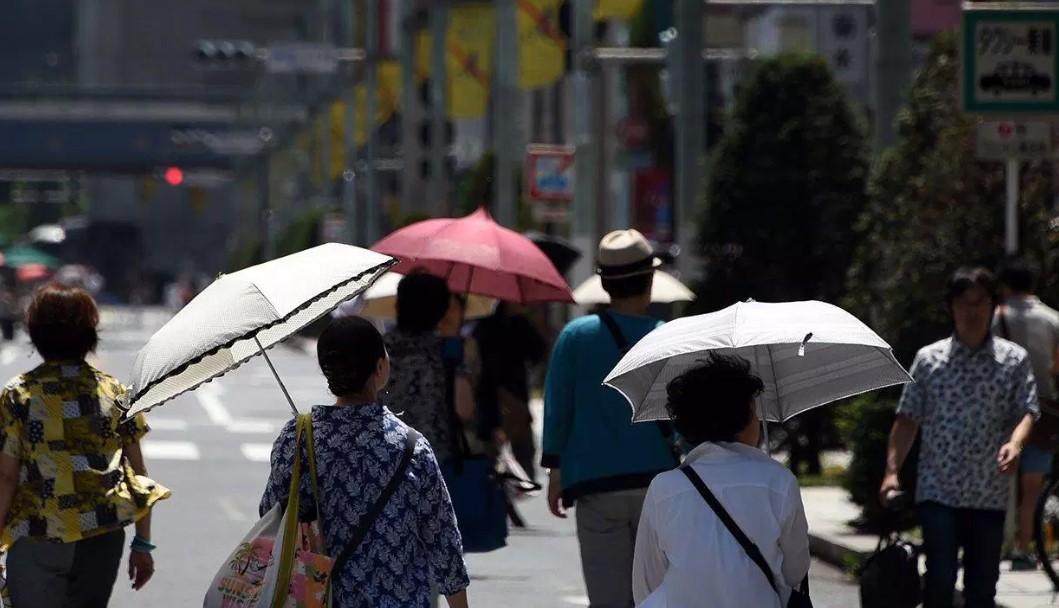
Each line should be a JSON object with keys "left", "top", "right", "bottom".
{"left": 196, "top": 383, "right": 233, "bottom": 426}
{"left": 141, "top": 440, "right": 200, "bottom": 461}
{"left": 1, "top": 346, "right": 19, "bottom": 366}
{"left": 240, "top": 443, "right": 273, "bottom": 463}
{"left": 227, "top": 419, "right": 284, "bottom": 434}
{"left": 561, "top": 596, "right": 589, "bottom": 606}
{"left": 146, "top": 418, "right": 189, "bottom": 432}
{"left": 218, "top": 497, "right": 250, "bottom": 522}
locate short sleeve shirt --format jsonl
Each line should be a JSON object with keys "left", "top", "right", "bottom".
{"left": 897, "top": 337, "right": 1039, "bottom": 510}
{"left": 994, "top": 296, "right": 1059, "bottom": 400}
{"left": 0, "top": 362, "right": 170, "bottom": 549}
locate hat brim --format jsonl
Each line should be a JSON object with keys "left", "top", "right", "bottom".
{"left": 597, "top": 257, "right": 663, "bottom": 280}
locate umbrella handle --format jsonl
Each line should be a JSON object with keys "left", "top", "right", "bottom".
{"left": 255, "top": 336, "right": 299, "bottom": 416}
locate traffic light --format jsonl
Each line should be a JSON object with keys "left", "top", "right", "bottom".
{"left": 163, "top": 167, "right": 184, "bottom": 186}
{"left": 194, "top": 40, "right": 257, "bottom": 65}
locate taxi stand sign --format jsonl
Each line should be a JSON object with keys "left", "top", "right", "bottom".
{"left": 962, "top": 6, "right": 1059, "bottom": 114}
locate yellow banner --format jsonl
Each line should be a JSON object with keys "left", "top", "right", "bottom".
{"left": 594, "top": 0, "right": 643, "bottom": 21}
{"left": 414, "top": 5, "right": 495, "bottom": 119}
{"left": 518, "top": 0, "right": 566, "bottom": 89}
{"left": 329, "top": 60, "right": 402, "bottom": 178}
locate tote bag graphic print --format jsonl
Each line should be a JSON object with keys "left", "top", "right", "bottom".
{"left": 204, "top": 416, "right": 334, "bottom": 608}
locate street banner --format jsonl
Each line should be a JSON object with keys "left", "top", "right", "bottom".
{"left": 594, "top": 0, "right": 643, "bottom": 21}
{"left": 518, "top": 0, "right": 566, "bottom": 89}
{"left": 328, "top": 61, "right": 402, "bottom": 177}
{"left": 415, "top": 6, "right": 496, "bottom": 119}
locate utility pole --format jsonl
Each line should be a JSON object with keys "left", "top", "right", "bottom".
{"left": 365, "top": 0, "right": 380, "bottom": 242}
{"left": 571, "top": 0, "right": 596, "bottom": 283}
{"left": 318, "top": 0, "right": 333, "bottom": 207}
{"left": 342, "top": 0, "right": 358, "bottom": 243}
{"left": 400, "top": 0, "right": 417, "bottom": 217}
{"left": 430, "top": 5, "right": 449, "bottom": 212}
{"left": 494, "top": 0, "right": 519, "bottom": 226}
{"left": 874, "top": 0, "right": 912, "bottom": 151}
{"left": 674, "top": 0, "right": 705, "bottom": 280}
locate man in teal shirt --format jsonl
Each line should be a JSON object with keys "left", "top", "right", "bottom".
{"left": 543, "top": 229, "right": 679, "bottom": 608}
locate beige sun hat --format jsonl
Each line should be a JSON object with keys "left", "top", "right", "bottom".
{"left": 596, "top": 229, "right": 662, "bottom": 279}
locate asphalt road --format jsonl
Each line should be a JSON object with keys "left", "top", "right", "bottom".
{"left": 0, "top": 308, "right": 861, "bottom": 607}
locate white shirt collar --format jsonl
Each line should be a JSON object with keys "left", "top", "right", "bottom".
{"left": 683, "top": 440, "right": 770, "bottom": 465}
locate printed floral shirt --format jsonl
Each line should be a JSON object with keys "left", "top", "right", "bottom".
{"left": 0, "top": 362, "right": 170, "bottom": 549}
{"left": 897, "top": 336, "right": 1039, "bottom": 511}
{"left": 260, "top": 404, "right": 469, "bottom": 608}
{"left": 382, "top": 329, "right": 455, "bottom": 462}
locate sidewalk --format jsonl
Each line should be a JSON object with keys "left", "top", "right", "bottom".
{"left": 803, "top": 487, "right": 1057, "bottom": 608}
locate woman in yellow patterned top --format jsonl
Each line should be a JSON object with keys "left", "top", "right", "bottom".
{"left": 0, "top": 283, "right": 170, "bottom": 607}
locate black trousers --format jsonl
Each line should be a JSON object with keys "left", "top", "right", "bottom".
{"left": 8, "top": 528, "right": 126, "bottom": 608}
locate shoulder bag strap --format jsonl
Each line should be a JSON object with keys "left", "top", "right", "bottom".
{"left": 599, "top": 313, "right": 682, "bottom": 465}
{"left": 680, "top": 466, "right": 780, "bottom": 595}
{"left": 301, "top": 414, "right": 322, "bottom": 523}
{"left": 597, "top": 312, "right": 629, "bottom": 353}
{"left": 329, "top": 429, "right": 420, "bottom": 577}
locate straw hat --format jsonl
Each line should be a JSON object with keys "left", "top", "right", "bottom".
{"left": 596, "top": 229, "right": 662, "bottom": 279}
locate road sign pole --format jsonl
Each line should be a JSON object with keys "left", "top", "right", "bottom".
{"left": 495, "top": 0, "right": 519, "bottom": 228}
{"left": 342, "top": 0, "right": 358, "bottom": 244}
{"left": 430, "top": 6, "right": 449, "bottom": 213}
{"left": 365, "top": 0, "right": 379, "bottom": 243}
{"left": 571, "top": 0, "right": 596, "bottom": 286}
{"left": 1006, "top": 158, "right": 1019, "bottom": 254}
{"left": 675, "top": 0, "right": 705, "bottom": 280}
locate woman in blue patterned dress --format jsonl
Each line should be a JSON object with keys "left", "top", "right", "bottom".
{"left": 260, "top": 316, "right": 470, "bottom": 608}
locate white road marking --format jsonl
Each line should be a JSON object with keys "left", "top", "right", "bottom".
{"left": 240, "top": 443, "right": 273, "bottom": 463}
{"left": 146, "top": 418, "right": 189, "bottom": 432}
{"left": 141, "top": 440, "right": 200, "bottom": 461}
{"left": 227, "top": 419, "right": 283, "bottom": 434}
{"left": 196, "top": 383, "right": 233, "bottom": 426}
{"left": 218, "top": 497, "right": 250, "bottom": 522}
{"left": 561, "top": 596, "right": 590, "bottom": 606}
{"left": 1, "top": 346, "right": 19, "bottom": 366}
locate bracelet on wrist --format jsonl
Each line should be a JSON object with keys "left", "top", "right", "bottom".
{"left": 130, "top": 535, "right": 156, "bottom": 553}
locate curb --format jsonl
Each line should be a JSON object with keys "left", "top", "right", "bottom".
{"left": 807, "top": 532, "right": 1002, "bottom": 608}
{"left": 807, "top": 532, "right": 869, "bottom": 572}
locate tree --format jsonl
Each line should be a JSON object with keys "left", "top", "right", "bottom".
{"left": 842, "top": 31, "right": 1058, "bottom": 527}
{"left": 695, "top": 53, "right": 870, "bottom": 313}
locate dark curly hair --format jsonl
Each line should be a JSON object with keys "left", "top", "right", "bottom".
{"left": 665, "top": 353, "right": 764, "bottom": 445}
{"left": 317, "top": 316, "right": 386, "bottom": 397}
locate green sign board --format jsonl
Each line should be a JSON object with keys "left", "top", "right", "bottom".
{"left": 962, "top": 7, "right": 1059, "bottom": 114}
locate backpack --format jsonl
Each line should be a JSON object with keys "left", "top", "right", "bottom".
{"left": 858, "top": 535, "right": 922, "bottom": 608}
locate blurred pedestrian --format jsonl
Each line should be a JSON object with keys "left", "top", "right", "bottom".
{"left": 383, "top": 273, "right": 472, "bottom": 464}
{"left": 473, "top": 302, "right": 547, "bottom": 481}
{"left": 0, "top": 283, "right": 15, "bottom": 341}
{"left": 632, "top": 354, "right": 810, "bottom": 607}
{"left": 259, "top": 316, "right": 470, "bottom": 608}
{"left": 995, "top": 257, "right": 1059, "bottom": 570}
{"left": 880, "top": 267, "right": 1038, "bottom": 608}
{"left": 542, "top": 229, "right": 679, "bottom": 607}
{"left": 0, "top": 283, "right": 170, "bottom": 607}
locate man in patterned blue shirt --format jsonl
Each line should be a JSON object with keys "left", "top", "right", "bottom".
{"left": 881, "top": 267, "right": 1038, "bottom": 608}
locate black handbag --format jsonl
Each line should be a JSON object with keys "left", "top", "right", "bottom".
{"left": 857, "top": 535, "right": 922, "bottom": 608}
{"left": 681, "top": 467, "right": 812, "bottom": 607}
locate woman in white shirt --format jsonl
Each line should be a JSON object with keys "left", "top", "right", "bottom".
{"left": 632, "top": 354, "right": 811, "bottom": 607}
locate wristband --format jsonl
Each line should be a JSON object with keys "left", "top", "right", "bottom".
{"left": 131, "top": 535, "right": 156, "bottom": 554}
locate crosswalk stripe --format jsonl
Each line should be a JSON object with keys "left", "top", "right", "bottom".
{"left": 240, "top": 443, "right": 273, "bottom": 463}
{"left": 227, "top": 419, "right": 284, "bottom": 434}
{"left": 141, "top": 440, "right": 200, "bottom": 461}
{"left": 146, "top": 418, "right": 189, "bottom": 431}
{"left": 196, "top": 384, "right": 233, "bottom": 426}
{"left": 1, "top": 346, "right": 20, "bottom": 366}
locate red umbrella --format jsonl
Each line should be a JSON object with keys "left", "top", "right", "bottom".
{"left": 372, "top": 208, "right": 574, "bottom": 303}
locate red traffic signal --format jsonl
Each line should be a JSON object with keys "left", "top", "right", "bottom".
{"left": 163, "top": 167, "right": 184, "bottom": 186}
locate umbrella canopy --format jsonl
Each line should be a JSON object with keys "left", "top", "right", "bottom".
{"left": 125, "top": 243, "right": 395, "bottom": 417}
{"left": 354, "top": 271, "right": 497, "bottom": 320}
{"left": 372, "top": 208, "right": 574, "bottom": 303}
{"left": 3, "top": 244, "right": 59, "bottom": 269}
{"left": 524, "top": 231, "right": 582, "bottom": 276}
{"left": 604, "top": 300, "right": 912, "bottom": 423}
{"left": 16, "top": 263, "right": 51, "bottom": 283}
{"left": 573, "top": 270, "right": 696, "bottom": 305}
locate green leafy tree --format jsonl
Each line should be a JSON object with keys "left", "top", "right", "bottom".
{"left": 694, "top": 53, "right": 870, "bottom": 312}
{"left": 842, "top": 32, "right": 1059, "bottom": 527}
